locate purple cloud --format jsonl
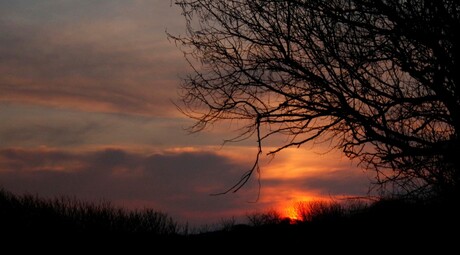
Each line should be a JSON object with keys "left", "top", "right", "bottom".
{"left": 0, "top": 147, "right": 263, "bottom": 226}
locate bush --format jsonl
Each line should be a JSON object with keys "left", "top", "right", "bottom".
{"left": 0, "top": 188, "right": 181, "bottom": 235}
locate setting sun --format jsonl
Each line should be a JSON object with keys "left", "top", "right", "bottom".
{"left": 284, "top": 206, "right": 301, "bottom": 223}
{"left": 277, "top": 197, "right": 317, "bottom": 223}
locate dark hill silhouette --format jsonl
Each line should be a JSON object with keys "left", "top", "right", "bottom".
{"left": 1, "top": 187, "right": 458, "bottom": 251}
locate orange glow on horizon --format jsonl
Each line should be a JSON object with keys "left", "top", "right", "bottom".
{"left": 277, "top": 196, "right": 347, "bottom": 223}
{"left": 274, "top": 195, "right": 319, "bottom": 222}
{"left": 284, "top": 206, "right": 301, "bottom": 222}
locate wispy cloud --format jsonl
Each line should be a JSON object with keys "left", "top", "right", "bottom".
{"left": 0, "top": 0, "right": 187, "bottom": 116}
{"left": 0, "top": 103, "right": 232, "bottom": 149}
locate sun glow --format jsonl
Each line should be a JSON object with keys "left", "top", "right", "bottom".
{"left": 284, "top": 206, "right": 301, "bottom": 223}
{"left": 276, "top": 196, "right": 319, "bottom": 223}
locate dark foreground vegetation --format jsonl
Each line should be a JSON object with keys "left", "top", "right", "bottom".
{"left": 1, "top": 188, "right": 458, "bottom": 251}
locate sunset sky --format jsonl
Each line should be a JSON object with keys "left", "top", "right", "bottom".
{"left": 0, "top": 0, "right": 372, "bottom": 226}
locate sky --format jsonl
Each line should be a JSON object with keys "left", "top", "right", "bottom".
{"left": 0, "top": 0, "right": 372, "bottom": 227}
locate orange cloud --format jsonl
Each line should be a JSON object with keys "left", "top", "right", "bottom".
{"left": 261, "top": 147, "right": 359, "bottom": 179}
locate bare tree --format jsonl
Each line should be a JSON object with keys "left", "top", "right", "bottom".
{"left": 169, "top": 0, "right": 460, "bottom": 199}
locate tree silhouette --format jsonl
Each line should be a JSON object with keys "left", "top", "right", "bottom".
{"left": 169, "top": 0, "right": 460, "bottom": 199}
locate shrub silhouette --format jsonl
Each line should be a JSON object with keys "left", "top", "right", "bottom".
{"left": 246, "top": 209, "right": 284, "bottom": 226}
{"left": 0, "top": 188, "right": 181, "bottom": 236}
{"left": 293, "top": 200, "right": 346, "bottom": 223}
{"left": 1, "top": 187, "right": 457, "bottom": 249}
